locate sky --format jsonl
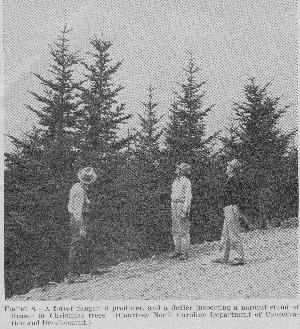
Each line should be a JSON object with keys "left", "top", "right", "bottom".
{"left": 3, "top": 0, "right": 298, "bottom": 152}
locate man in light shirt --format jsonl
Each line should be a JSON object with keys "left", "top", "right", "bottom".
{"left": 170, "top": 162, "right": 192, "bottom": 260}
{"left": 66, "top": 167, "right": 97, "bottom": 283}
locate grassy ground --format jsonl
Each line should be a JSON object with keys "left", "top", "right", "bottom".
{"left": 8, "top": 227, "right": 298, "bottom": 300}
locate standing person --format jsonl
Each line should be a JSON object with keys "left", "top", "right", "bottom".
{"left": 65, "top": 167, "right": 97, "bottom": 283}
{"left": 170, "top": 163, "right": 192, "bottom": 260}
{"left": 212, "top": 159, "right": 246, "bottom": 266}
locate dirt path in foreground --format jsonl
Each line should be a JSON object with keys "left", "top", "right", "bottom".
{"left": 9, "top": 227, "right": 298, "bottom": 301}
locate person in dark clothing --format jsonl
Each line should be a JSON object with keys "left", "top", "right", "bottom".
{"left": 212, "top": 159, "right": 246, "bottom": 266}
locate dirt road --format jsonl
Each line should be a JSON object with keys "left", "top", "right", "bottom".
{"left": 8, "top": 227, "right": 298, "bottom": 301}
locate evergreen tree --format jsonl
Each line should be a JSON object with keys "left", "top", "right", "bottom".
{"left": 164, "top": 53, "right": 218, "bottom": 243}
{"left": 5, "top": 25, "right": 82, "bottom": 215}
{"left": 165, "top": 53, "right": 216, "bottom": 168}
{"left": 75, "top": 37, "right": 133, "bottom": 225}
{"left": 220, "top": 124, "right": 241, "bottom": 162}
{"left": 25, "top": 25, "right": 81, "bottom": 174}
{"left": 77, "top": 38, "right": 131, "bottom": 166}
{"left": 222, "top": 78, "right": 297, "bottom": 225}
{"left": 135, "top": 85, "right": 164, "bottom": 190}
{"left": 126, "top": 86, "right": 171, "bottom": 252}
{"left": 136, "top": 85, "right": 163, "bottom": 162}
{"left": 72, "top": 38, "right": 135, "bottom": 269}
{"left": 5, "top": 26, "right": 82, "bottom": 296}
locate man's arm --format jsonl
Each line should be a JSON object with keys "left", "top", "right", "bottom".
{"left": 72, "top": 188, "right": 86, "bottom": 236}
{"left": 183, "top": 179, "right": 192, "bottom": 216}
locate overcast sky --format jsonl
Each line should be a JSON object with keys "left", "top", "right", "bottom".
{"left": 3, "top": 0, "right": 298, "bottom": 151}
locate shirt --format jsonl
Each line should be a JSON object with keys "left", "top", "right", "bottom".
{"left": 68, "top": 182, "right": 90, "bottom": 222}
{"left": 171, "top": 176, "right": 192, "bottom": 213}
{"left": 222, "top": 176, "right": 242, "bottom": 208}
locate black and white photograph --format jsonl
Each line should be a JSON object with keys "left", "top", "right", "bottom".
{"left": 2, "top": 0, "right": 298, "bottom": 317}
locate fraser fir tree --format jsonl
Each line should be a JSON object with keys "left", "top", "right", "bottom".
{"left": 225, "top": 79, "right": 294, "bottom": 178}
{"left": 136, "top": 85, "right": 163, "bottom": 164}
{"left": 132, "top": 85, "right": 164, "bottom": 195}
{"left": 220, "top": 124, "right": 241, "bottom": 162}
{"left": 5, "top": 26, "right": 82, "bottom": 295}
{"left": 222, "top": 78, "right": 296, "bottom": 225}
{"left": 133, "top": 86, "right": 168, "bottom": 251}
{"left": 73, "top": 38, "right": 134, "bottom": 268}
{"left": 6, "top": 25, "right": 82, "bottom": 214}
{"left": 165, "top": 54, "right": 216, "bottom": 168}
{"left": 25, "top": 25, "right": 81, "bottom": 174}
{"left": 77, "top": 38, "right": 131, "bottom": 166}
{"left": 164, "top": 54, "right": 218, "bottom": 242}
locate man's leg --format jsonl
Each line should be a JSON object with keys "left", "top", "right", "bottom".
{"left": 179, "top": 215, "right": 190, "bottom": 260}
{"left": 212, "top": 210, "right": 230, "bottom": 263}
{"left": 220, "top": 238, "right": 231, "bottom": 261}
{"left": 228, "top": 206, "right": 245, "bottom": 265}
{"left": 74, "top": 215, "right": 89, "bottom": 274}
{"left": 171, "top": 202, "right": 181, "bottom": 257}
{"left": 66, "top": 221, "right": 81, "bottom": 281}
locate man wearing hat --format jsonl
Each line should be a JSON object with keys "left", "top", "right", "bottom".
{"left": 212, "top": 159, "right": 246, "bottom": 266}
{"left": 170, "top": 162, "right": 192, "bottom": 260}
{"left": 66, "top": 167, "right": 97, "bottom": 283}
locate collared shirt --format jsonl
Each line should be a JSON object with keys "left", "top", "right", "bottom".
{"left": 171, "top": 176, "right": 192, "bottom": 213}
{"left": 68, "top": 182, "right": 90, "bottom": 222}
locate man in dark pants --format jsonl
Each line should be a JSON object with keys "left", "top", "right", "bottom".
{"left": 212, "top": 159, "right": 246, "bottom": 266}
{"left": 65, "top": 167, "right": 97, "bottom": 283}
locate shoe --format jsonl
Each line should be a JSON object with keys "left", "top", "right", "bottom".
{"left": 90, "top": 268, "right": 112, "bottom": 276}
{"left": 170, "top": 252, "right": 181, "bottom": 259}
{"left": 229, "top": 258, "right": 245, "bottom": 266}
{"left": 76, "top": 274, "right": 89, "bottom": 282}
{"left": 211, "top": 258, "right": 228, "bottom": 264}
{"left": 65, "top": 273, "right": 79, "bottom": 284}
{"left": 179, "top": 253, "right": 188, "bottom": 260}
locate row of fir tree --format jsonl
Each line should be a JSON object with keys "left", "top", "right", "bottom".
{"left": 4, "top": 27, "right": 298, "bottom": 298}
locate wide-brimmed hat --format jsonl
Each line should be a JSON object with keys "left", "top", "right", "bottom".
{"left": 77, "top": 167, "right": 97, "bottom": 184}
{"left": 227, "top": 159, "right": 242, "bottom": 169}
{"left": 176, "top": 162, "right": 191, "bottom": 175}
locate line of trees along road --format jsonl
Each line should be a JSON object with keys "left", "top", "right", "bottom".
{"left": 4, "top": 28, "right": 298, "bottom": 298}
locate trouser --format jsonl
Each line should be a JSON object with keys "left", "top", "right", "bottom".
{"left": 219, "top": 205, "right": 245, "bottom": 260}
{"left": 67, "top": 215, "right": 87, "bottom": 275}
{"left": 171, "top": 201, "right": 190, "bottom": 254}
